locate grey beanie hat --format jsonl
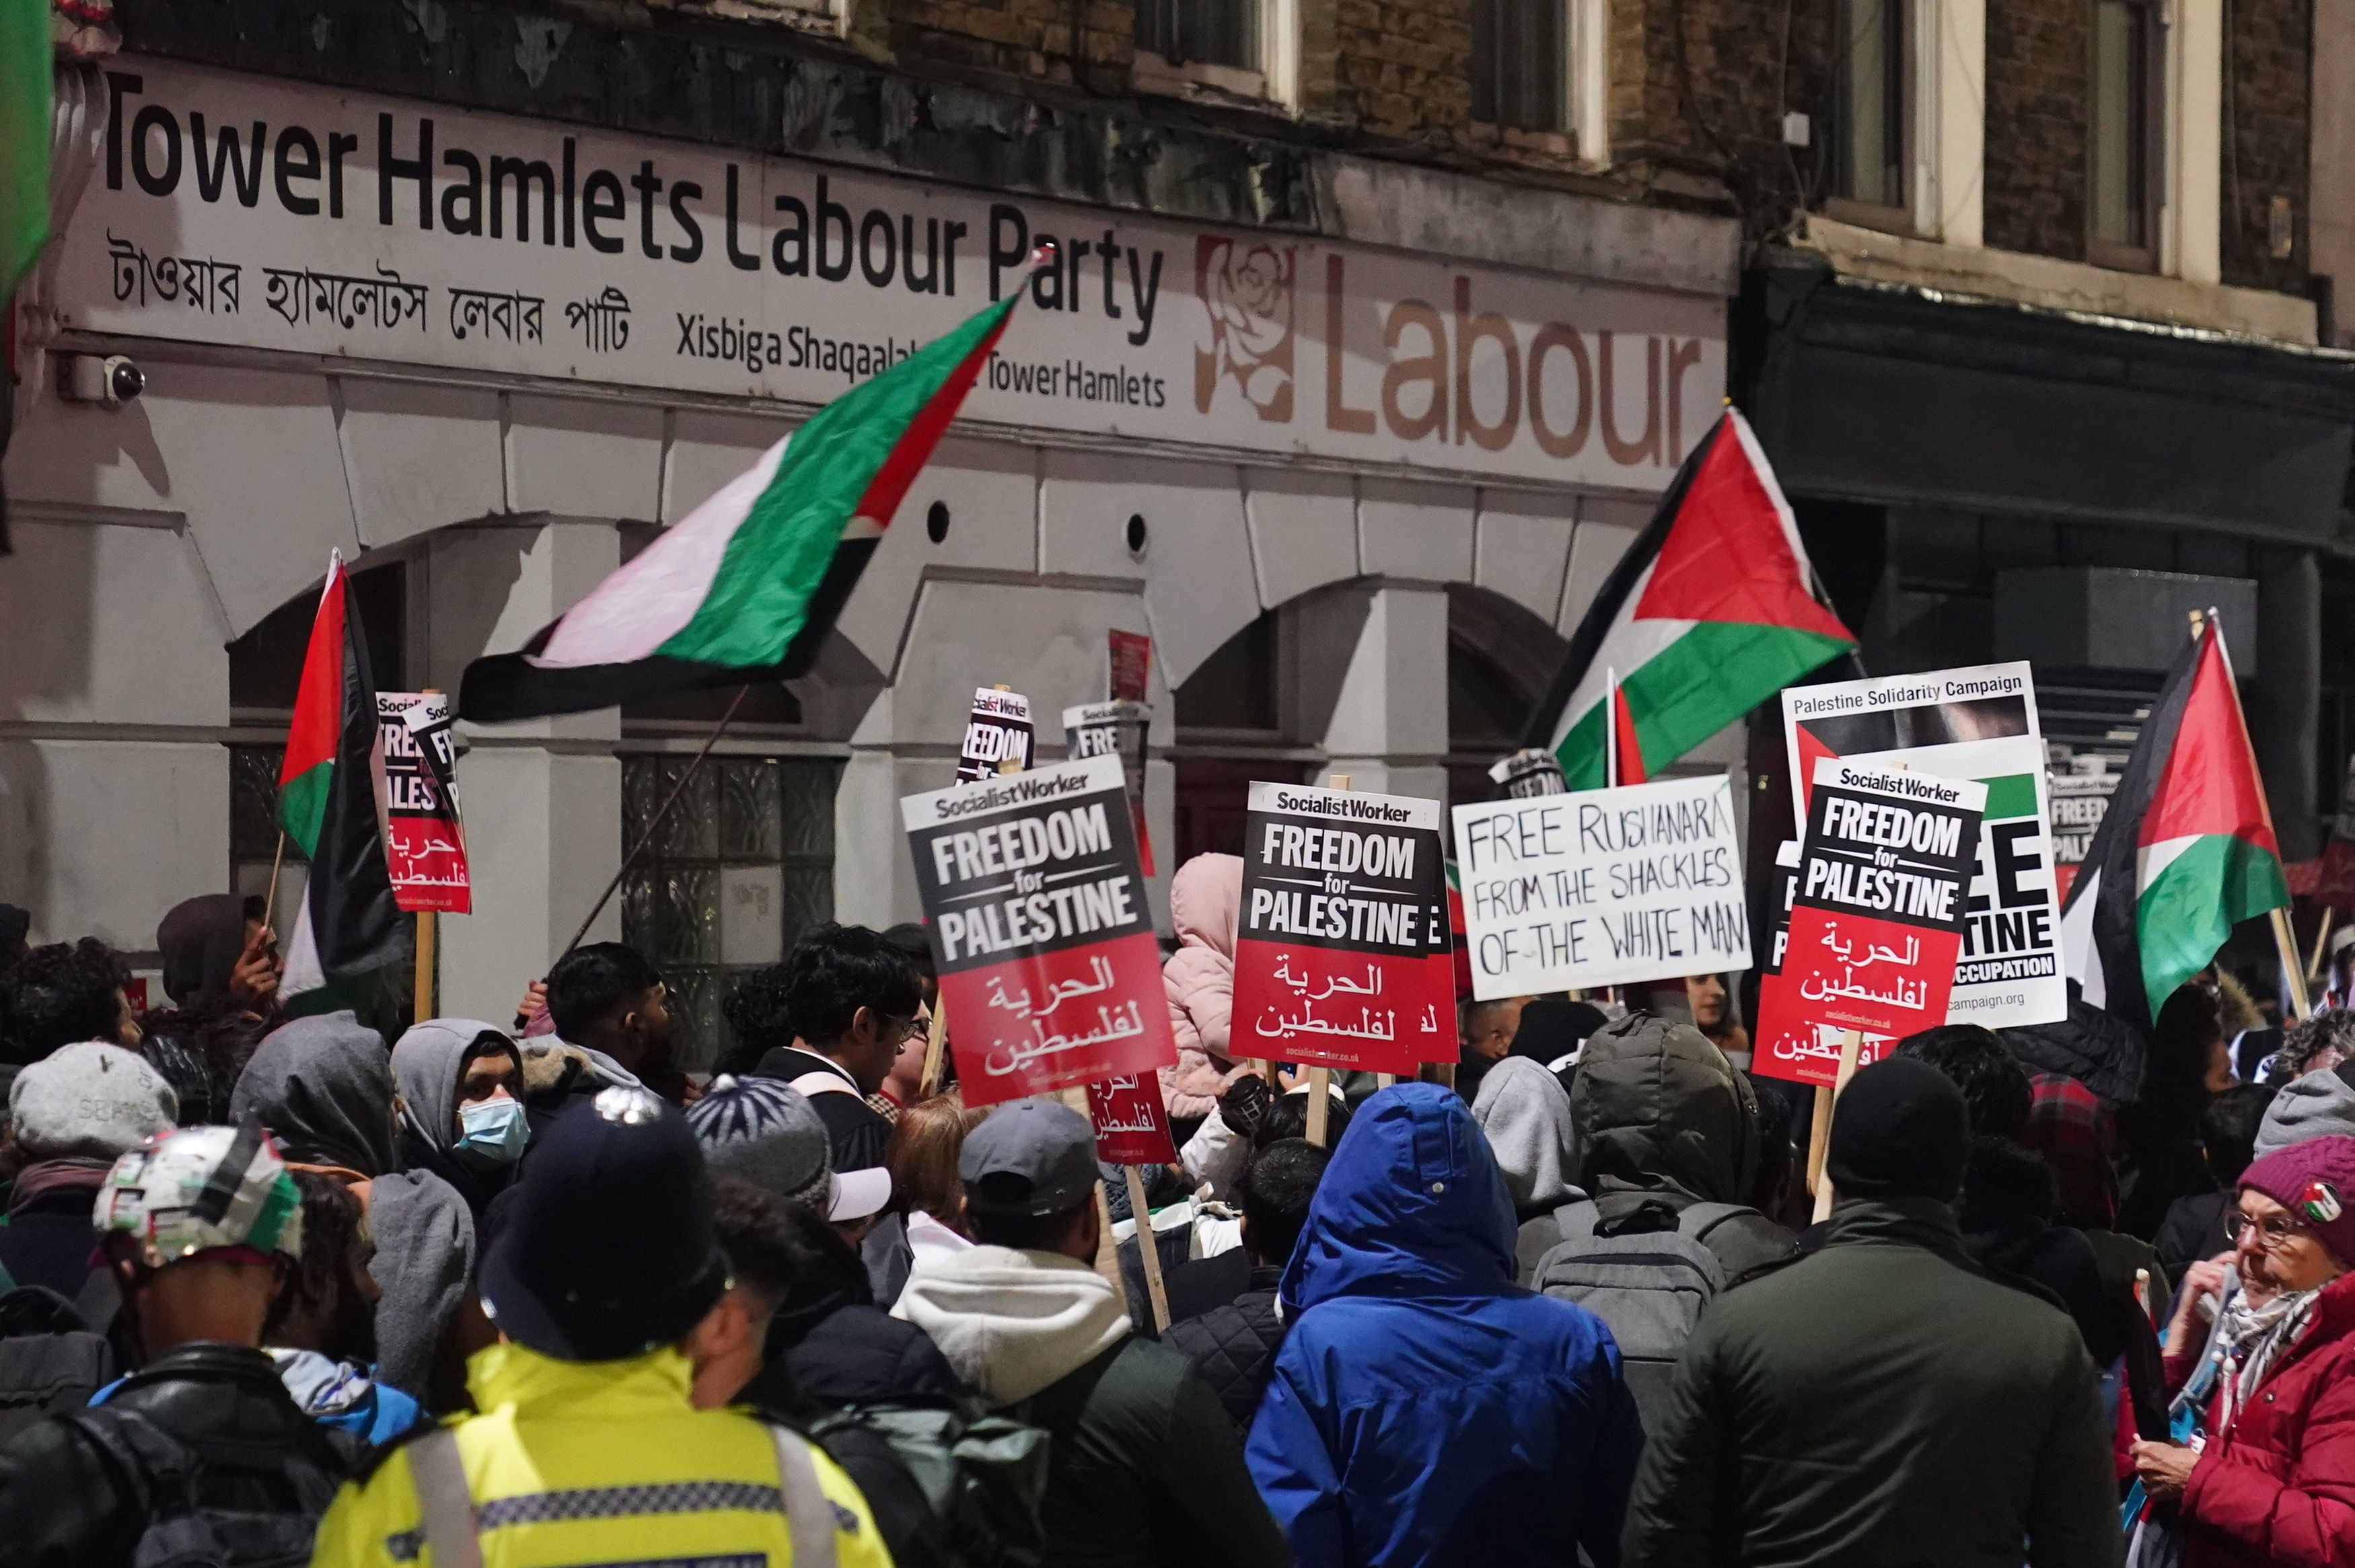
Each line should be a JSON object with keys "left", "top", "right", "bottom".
{"left": 683, "top": 1074, "right": 834, "bottom": 1211}
{"left": 10, "top": 1042, "right": 178, "bottom": 1160}
{"left": 2253, "top": 1063, "right": 2355, "bottom": 1160}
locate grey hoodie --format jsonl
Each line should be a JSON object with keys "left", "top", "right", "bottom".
{"left": 1472, "top": 1056, "right": 1584, "bottom": 1214}
{"left": 2253, "top": 1065, "right": 2355, "bottom": 1158}
{"left": 893, "top": 1244, "right": 1130, "bottom": 1407}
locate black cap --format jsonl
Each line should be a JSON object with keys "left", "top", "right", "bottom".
{"left": 480, "top": 1085, "right": 729, "bottom": 1361}
{"left": 1827, "top": 1057, "right": 1969, "bottom": 1204}
{"left": 959, "top": 1098, "right": 1100, "bottom": 1218}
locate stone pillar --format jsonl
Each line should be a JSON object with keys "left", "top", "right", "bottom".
{"left": 2253, "top": 546, "right": 2321, "bottom": 860}
{"left": 1291, "top": 581, "right": 1451, "bottom": 800}
{"left": 426, "top": 519, "right": 623, "bottom": 1018}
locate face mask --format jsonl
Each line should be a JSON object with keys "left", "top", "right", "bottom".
{"left": 454, "top": 1096, "right": 529, "bottom": 1166}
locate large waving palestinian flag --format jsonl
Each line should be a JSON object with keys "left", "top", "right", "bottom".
{"left": 279, "top": 553, "right": 404, "bottom": 996}
{"left": 461, "top": 276, "right": 1034, "bottom": 721}
{"left": 1521, "top": 410, "right": 1856, "bottom": 788}
{"left": 2061, "top": 618, "right": 2289, "bottom": 1031}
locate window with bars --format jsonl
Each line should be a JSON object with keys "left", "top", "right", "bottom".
{"left": 620, "top": 754, "right": 840, "bottom": 1074}
{"left": 1470, "top": 0, "right": 1568, "bottom": 133}
{"left": 1136, "top": 0, "right": 1259, "bottom": 69}
{"left": 1829, "top": 0, "right": 1908, "bottom": 215}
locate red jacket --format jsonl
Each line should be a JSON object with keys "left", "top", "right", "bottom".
{"left": 2169, "top": 1271, "right": 2355, "bottom": 1568}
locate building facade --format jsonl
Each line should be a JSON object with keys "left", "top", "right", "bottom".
{"left": 6, "top": 0, "right": 2347, "bottom": 1061}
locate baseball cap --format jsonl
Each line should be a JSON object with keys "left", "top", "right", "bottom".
{"left": 94, "top": 1123, "right": 304, "bottom": 1267}
{"left": 828, "top": 1165, "right": 894, "bottom": 1223}
{"left": 686, "top": 1074, "right": 833, "bottom": 1212}
{"left": 959, "top": 1097, "right": 1100, "bottom": 1218}
{"left": 480, "top": 1085, "right": 728, "bottom": 1361}
{"left": 11, "top": 1042, "right": 177, "bottom": 1160}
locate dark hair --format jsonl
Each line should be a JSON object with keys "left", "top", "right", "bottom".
{"left": 2138, "top": 984, "right": 2226, "bottom": 1147}
{"left": 1957, "top": 1133, "right": 2058, "bottom": 1234}
{"left": 764, "top": 1197, "right": 877, "bottom": 1320}
{"left": 721, "top": 964, "right": 796, "bottom": 1057}
{"left": 707, "top": 1177, "right": 800, "bottom": 1313}
{"left": 1239, "top": 1139, "right": 1328, "bottom": 1267}
{"left": 1745, "top": 1071, "right": 1801, "bottom": 1168}
{"left": 881, "top": 924, "right": 937, "bottom": 983}
{"left": 969, "top": 1197, "right": 1094, "bottom": 1253}
{"left": 544, "top": 942, "right": 661, "bottom": 1042}
{"left": 1895, "top": 1024, "right": 2031, "bottom": 1141}
{"left": 2199, "top": 1082, "right": 2277, "bottom": 1187}
{"left": 2278, "top": 1008, "right": 2355, "bottom": 1080}
{"left": 782, "top": 924, "right": 922, "bottom": 1046}
{"left": 262, "top": 1171, "right": 367, "bottom": 1348}
{"left": 1256, "top": 1090, "right": 1350, "bottom": 1152}
{"left": 1, "top": 939, "right": 128, "bottom": 1064}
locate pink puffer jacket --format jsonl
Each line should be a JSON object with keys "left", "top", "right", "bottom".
{"left": 1161, "top": 853, "right": 1253, "bottom": 1121}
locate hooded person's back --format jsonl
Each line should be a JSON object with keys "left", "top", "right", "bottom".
{"left": 1470, "top": 1056, "right": 1589, "bottom": 1277}
{"left": 1246, "top": 1083, "right": 1642, "bottom": 1568}
{"left": 1161, "top": 854, "right": 1249, "bottom": 1121}
{"left": 1570, "top": 1012, "right": 1797, "bottom": 1289}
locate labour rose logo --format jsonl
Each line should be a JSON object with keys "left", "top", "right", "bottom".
{"left": 1194, "top": 237, "right": 1295, "bottom": 422}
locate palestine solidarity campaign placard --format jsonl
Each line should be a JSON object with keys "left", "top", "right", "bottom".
{"left": 1232, "top": 781, "right": 1455, "bottom": 1074}
{"left": 1756, "top": 757, "right": 1986, "bottom": 1084}
{"left": 904, "top": 755, "right": 1173, "bottom": 1105}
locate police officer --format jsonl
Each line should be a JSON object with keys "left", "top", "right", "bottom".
{"left": 308, "top": 1085, "right": 890, "bottom": 1568}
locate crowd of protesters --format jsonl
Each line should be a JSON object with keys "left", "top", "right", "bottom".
{"left": 0, "top": 868, "right": 2350, "bottom": 1568}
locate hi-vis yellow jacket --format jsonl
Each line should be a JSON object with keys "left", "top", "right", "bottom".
{"left": 306, "top": 1342, "right": 893, "bottom": 1568}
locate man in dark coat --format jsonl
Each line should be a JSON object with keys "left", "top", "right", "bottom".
{"left": 1624, "top": 1057, "right": 2122, "bottom": 1568}
{"left": 752, "top": 924, "right": 926, "bottom": 1178}
{"left": 1163, "top": 1137, "right": 1330, "bottom": 1427}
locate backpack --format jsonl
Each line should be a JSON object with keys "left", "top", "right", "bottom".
{"left": 1531, "top": 1197, "right": 1749, "bottom": 1425}
{"left": 61, "top": 1401, "right": 353, "bottom": 1568}
{"left": 0, "top": 1277, "right": 120, "bottom": 1446}
{"left": 809, "top": 1402, "right": 1052, "bottom": 1568}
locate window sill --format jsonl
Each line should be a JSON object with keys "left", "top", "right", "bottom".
{"left": 1132, "top": 49, "right": 1287, "bottom": 113}
{"left": 1796, "top": 214, "right": 2319, "bottom": 344}
{"left": 1465, "top": 121, "right": 1591, "bottom": 171}
{"left": 1819, "top": 197, "right": 1916, "bottom": 241}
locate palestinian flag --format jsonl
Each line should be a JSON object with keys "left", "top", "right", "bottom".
{"left": 1521, "top": 410, "right": 1856, "bottom": 788}
{"left": 2060, "top": 618, "right": 2289, "bottom": 1031}
{"left": 461, "top": 273, "right": 1036, "bottom": 721}
{"left": 0, "top": 0, "right": 45, "bottom": 301}
{"left": 278, "top": 554, "right": 404, "bottom": 996}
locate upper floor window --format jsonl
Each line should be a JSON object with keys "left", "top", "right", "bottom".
{"left": 1137, "top": 0, "right": 1259, "bottom": 71}
{"left": 1828, "top": 0, "right": 1908, "bottom": 219}
{"left": 2089, "top": 0, "right": 2163, "bottom": 268}
{"left": 1471, "top": 0, "right": 1568, "bottom": 133}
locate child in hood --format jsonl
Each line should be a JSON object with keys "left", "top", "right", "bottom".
{"left": 1161, "top": 854, "right": 1254, "bottom": 1123}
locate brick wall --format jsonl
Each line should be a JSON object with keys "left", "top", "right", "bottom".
{"left": 2221, "top": 0, "right": 2312, "bottom": 292}
{"left": 875, "top": 0, "right": 1136, "bottom": 91}
{"left": 1324, "top": 0, "right": 1474, "bottom": 141}
{"left": 1983, "top": 0, "right": 2089, "bottom": 262}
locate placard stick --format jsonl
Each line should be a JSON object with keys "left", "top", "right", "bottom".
{"left": 2273, "top": 908, "right": 2313, "bottom": 1022}
{"left": 1064, "top": 1086, "right": 1122, "bottom": 1289}
{"left": 1811, "top": 1029, "right": 1866, "bottom": 1224}
{"left": 1124, "top": 1164, "right": 1171, "bottom": 1332}
{"left": 917, "top": 998, "right": 949, "bottom": 1100}
{"left": 1805, "top": 1084, "right": 1832, "bottom": 1199}
{"left": 260, "top": 830, "right": 289, "bottom": 936}
{"left": 1375, "top": 1074, "right": 1396, "bottom": 1089}
{"left": 1302, "top": 770, "right": 1352, "bottom": 1144}
{"left": 2309, "top": 912, "right": 2336, "bottom": 986}
{"left": 413, "top": 911, "right": 436, "bottom": 1023}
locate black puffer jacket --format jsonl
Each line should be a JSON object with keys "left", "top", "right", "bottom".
{"left": 1160, "top": 1265, "right": 1287, "bottom": 1429}
{"left": 762, "top": 1213, "right": 966, "bottom": 1409}
{"left": 0, "top": 1342, "right": 355, "bottom": 1568}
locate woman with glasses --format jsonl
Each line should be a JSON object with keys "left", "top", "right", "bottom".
{"left": 2128, "top": 1134, "right": 2355, "bottom": 1566}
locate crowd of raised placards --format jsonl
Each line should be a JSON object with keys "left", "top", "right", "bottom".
{"left": 0, "top": 875, "right": 2352, "bottom": 1568}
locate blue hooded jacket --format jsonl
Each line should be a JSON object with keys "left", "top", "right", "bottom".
{"left": 1245, "top": 1083, "right": 1643, "bottom": 1568}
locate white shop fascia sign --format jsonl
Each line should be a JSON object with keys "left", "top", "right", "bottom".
{"left": 62, "top": 61, "right": 1725, "bottom": 488}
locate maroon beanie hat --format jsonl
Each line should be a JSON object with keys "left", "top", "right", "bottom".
{"left": 2239, "top": 1133, "right": 2355, "bottom": 1265}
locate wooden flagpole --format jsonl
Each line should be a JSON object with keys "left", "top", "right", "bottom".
{"left": 260, "top": 829, "right": 289, "bottom": 936}
{"left": 1125, "top": 1164, "right": 1171, "bottom": 1332}
{"left": 2191, "top": 609, "right": 2310, "bottom": 1024}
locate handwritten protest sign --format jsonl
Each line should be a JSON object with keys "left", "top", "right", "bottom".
{"left": 903, "top": 755, "right": 1173, "bottom": 1105}
{"left": 1233, "top": 781, "right": 1454, "bottom": 1074}
{"left": 1452, "top": 774, "right": 1750, "bottom": 1000}
{"left": 1784, "top": 662, "right": 2063, "bottom": 1028}
{"left": 1087, "top": 1074, "right": 1178, "bottom": 1165}
{"left": 1064, "top": 701, "right": 1154, "bottom": 877}
{"left": 375, "top": 692, "right": 470, "bottom": 913}
{"left": 1755, "top": 756, "right": 1985, "bottom": 1085}
{"left": 955, "top": 687, "right": 1034, "bottom": 782}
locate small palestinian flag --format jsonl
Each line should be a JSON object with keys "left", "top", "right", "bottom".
{"left": 460, "top": 267, "right": 1038, "bottom": 721}
{"left": 278, "top": 553, "right": 404, "bottom": 996}
{"left": 2062, "top": 617, "right": 2289, "bottom": 1031}
{"left": 1521, "top": 410, "right": 1856, "bottom": 788}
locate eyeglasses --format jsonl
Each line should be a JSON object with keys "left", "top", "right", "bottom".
{"left": 2226, "top": 1210, "right": 2315, "bottom": 1251}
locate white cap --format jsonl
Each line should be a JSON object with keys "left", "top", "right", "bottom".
{"left": 827, "top": 1165, "right": 894, "bottom": 1223}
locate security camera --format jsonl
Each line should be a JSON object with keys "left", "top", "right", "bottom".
{"left": 60, "top": 354, "right": 145, "bottom": 407}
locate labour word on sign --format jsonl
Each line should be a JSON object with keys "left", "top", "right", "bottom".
{"left": 903, "top": 755, "right": 1173, "bottom": 1106}
{"left": 1755, "top": 757, "right": 1986, "bottom": 1086}
{"left": 955, "top": 687, "right": 1034, "bottom": 782}
{"left": 376, "top": 692, "right": 470, "bottom": 913}
{"left": 1451, "top": 774, "right": 1749, "bottom": 1000}
{"left": 1233, "top": 781, "right": 1455, "bottom": 1075}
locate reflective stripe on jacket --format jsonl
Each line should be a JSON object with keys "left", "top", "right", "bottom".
{"left": 305, "top": 1341, "right": 891, "bottom": 1568}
